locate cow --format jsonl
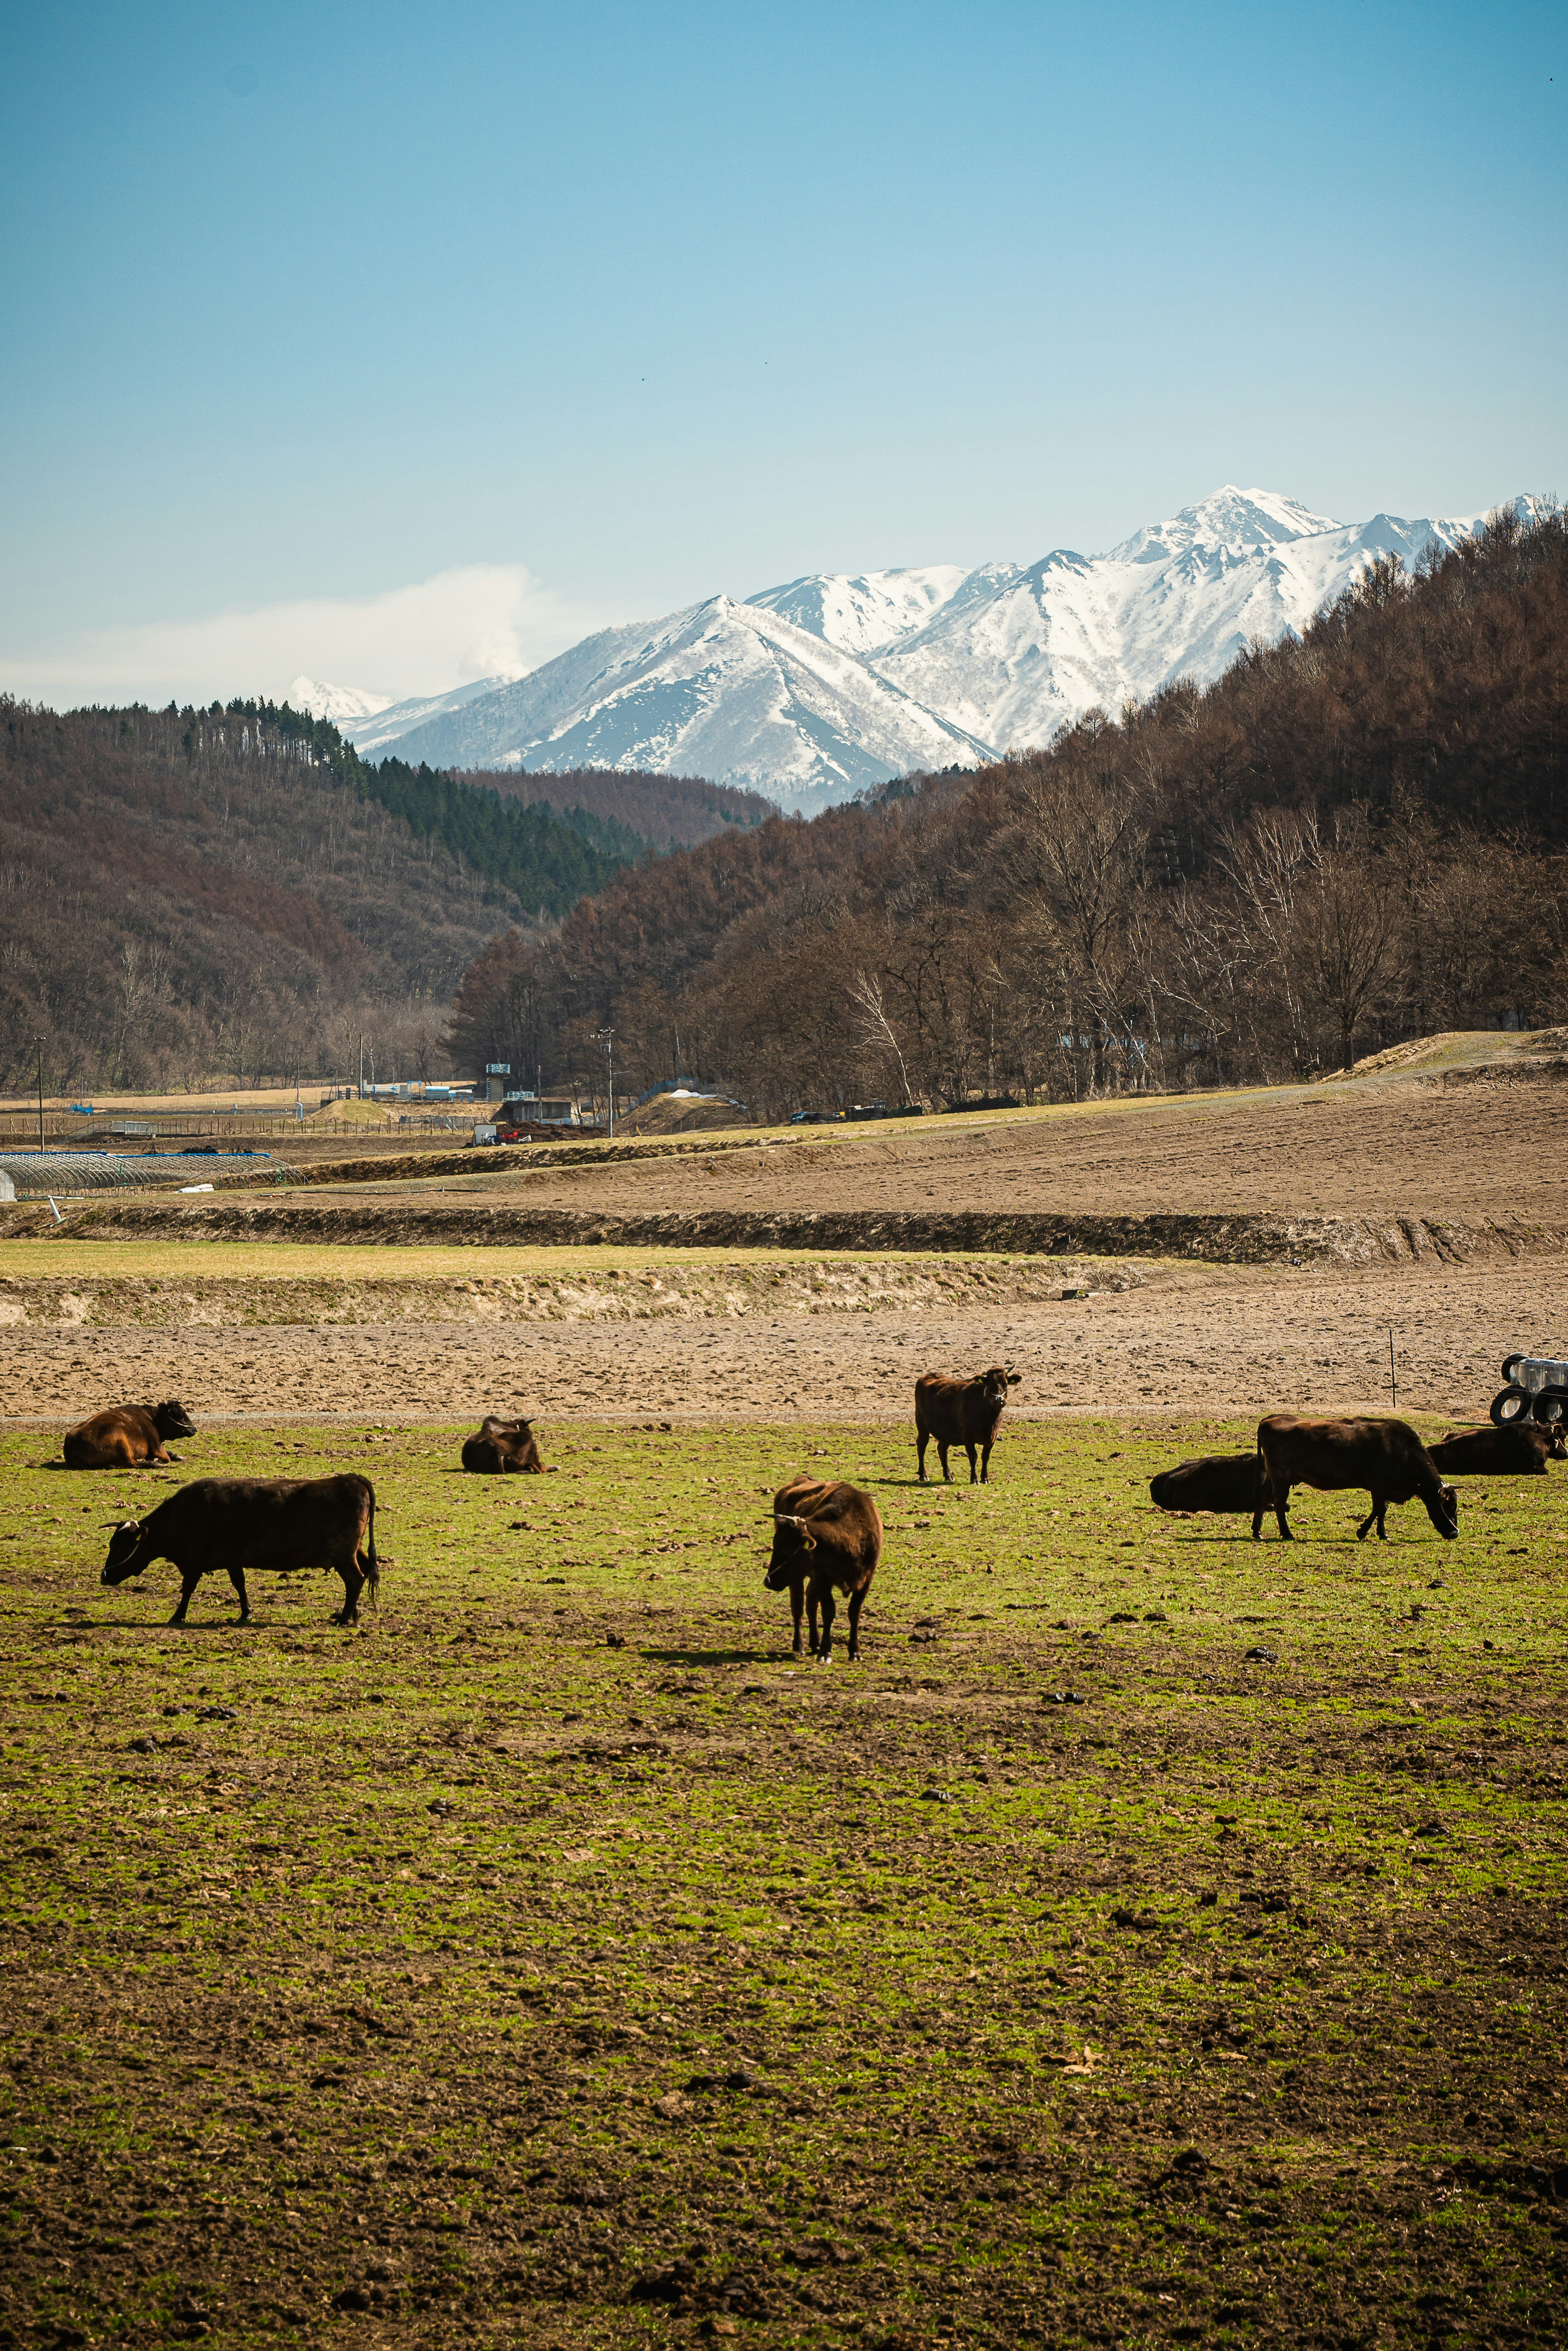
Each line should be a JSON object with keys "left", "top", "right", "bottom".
{"left": 100, "top": 1475, "right": 379, "bottom": 1626}
{"left": 915, "top": 1367, "right": 1020, "bottom": 1485}
{"left": 1149, "top": 1452, "right": 1259, "bottom": 1514}
{"left": 1427, "top": 1424, "right": 1566, "bottom": 1477}
{"left": 763, "top": 1476, "right": 882, "bottom": 1663}
{"left": 62, "top": 1401, "right": 196, "bottom": 1469}
{"left": 1252, "top": 1415, "right": 1459, "bottom": 1544}
{"left": 461, "top": 1415, "right": 543, "bottom": 1474}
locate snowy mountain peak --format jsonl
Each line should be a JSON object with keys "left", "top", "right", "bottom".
{"left": 287, "top": 675, "right": 396, "bottom": 723}
{"left": 1107, "top": 486, "right": 1344, "bottom": 567}
{"left": 747, "top": 566, "right": 972, "bottom": 660}
{"left": 348, "top": 485, "right": 1511, "bottom": 808}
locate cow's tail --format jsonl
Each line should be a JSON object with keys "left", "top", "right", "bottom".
{"left": 363, "top": 1479, "right": 381, "bottom": 1609}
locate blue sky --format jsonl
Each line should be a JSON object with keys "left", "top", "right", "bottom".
{"left": 3, "top": 0, "right": 1562, "bottom": 703}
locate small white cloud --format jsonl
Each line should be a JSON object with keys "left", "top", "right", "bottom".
{"left": 4, "top": 565, "right": 617, "bottom": 711}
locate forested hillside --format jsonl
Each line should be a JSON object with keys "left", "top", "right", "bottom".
{"left": 448, "top": 503, "right": 1568, "bottom": 1114}
{"left": 0, "top": 700, "right": 617, "bottom": 1094}
{"left": 466, "top": 766, "right": 776, "bottom": 853}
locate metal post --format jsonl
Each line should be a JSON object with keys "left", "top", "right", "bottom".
{"left": 1389, "top": 1330, "right": 1397, "bottom": 1414}
{"left": 37, "top": 1044, "right": 45, "bottom": 1155}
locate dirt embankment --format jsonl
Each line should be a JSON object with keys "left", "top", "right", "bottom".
{"left": 0, "top": 1253, "right": 1153, "bottom": 1331}
{"left": 2, "top": 1193, "right": 1563, "bottom": 1267}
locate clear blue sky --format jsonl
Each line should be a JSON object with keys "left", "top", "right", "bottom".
{"left": 3, "top": 0, "right": 1562, "bottom": 703}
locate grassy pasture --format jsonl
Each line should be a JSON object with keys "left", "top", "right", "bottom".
{"left": 1, "top": 1415, "right": 1564, "bottom": 2349}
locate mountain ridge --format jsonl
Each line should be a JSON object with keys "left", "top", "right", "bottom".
{"left": 334, "top": 486, "right": 1516, "bottom": 801}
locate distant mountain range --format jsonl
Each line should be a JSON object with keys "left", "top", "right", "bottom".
{"left": 297, "top": 487, "right": 1514, "bottom": 808}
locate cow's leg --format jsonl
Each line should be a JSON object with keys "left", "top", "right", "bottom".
{"left": 334, "top": 1555, "right": 365, "bottom": 1626}
{"left": 937, "top": 1439, "right": 952, "bottom": 1483}
{"left": 979, "top": 1435, "right": 993, "bottom": 1483}
{"left": 847, "top": 1586, "right": 866, "bottom": 1661}
{"left": 788, "top": 1581, "right": 806, "bottom": 1657}
{"left": 168, "top": 1568, "right": 202, "bottom": 1626}
{"left": 227, "top": 1566, "right": 252, "bottom": 1624}
{"left": 1273, "top": 1481, "right": 1292, "bottom": 1541}
{"left": 807, "top": 1586, "right": 822, "bottom": 1657}
{"left": 916, "top": 1430, "right": 929, "bottom": 1482}
{"left": 965, "top": 1441, "right": 979, "bottom": 1484}
{"left": 815, "top": 1585, "right": 837, "bottom": 1664}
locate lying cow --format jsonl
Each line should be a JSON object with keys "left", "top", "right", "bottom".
{"left": 764, "top": 1476, "right": 882, "bottom": 1662}
{"left": 461, "top": 1415, "right": 543, "bottom": 1474}
{"left": 1427, "top": 1424, "right": 1565, "bottom": 1477}
{"left": 1149, "top": 1452, "right": 1258, "bottom": 1514}
{"left": 63, "top": 1401, "right": 196, "bottom": 1469}
{"left": 1253, "top": 1415, "right": 1458, "bottom": 1544}
{"left": 915, "top": 1367, "right": 1020, "bottom": 1485}
{"left": 100, "top": 1474, "right": 379, "bottom": 1626}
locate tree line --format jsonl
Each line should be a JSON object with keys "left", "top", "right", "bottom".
{"left": 446, "top": 503, "right": 1568, "bottom": 1116}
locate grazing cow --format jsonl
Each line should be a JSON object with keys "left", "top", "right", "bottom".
{"left": 63, "top": 1401, "right": 196, "bottom": 1469}
{"left": 461, "top": 1415, "right": 543, "bottom": 1474}
{"left": 1427, "top": 1424, "right": 1565, "bottom": 1477}
{"left": 764, "top": 1476, "right": 882, "bottom": 1662}
{"left": 100, "top": 1475, "right": 379, "bottom": 1626}
{"left": 915, "top": 1367, "right": 1021, "bottom": 1485}
{"left": 1149, "top": 1452, "right": 1258, "bottom": 1514}
{"left": 1252, "top": 1415, "right": 1459, "bottom": 1544}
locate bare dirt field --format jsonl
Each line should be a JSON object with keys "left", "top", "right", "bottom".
{"left": 3, "top": 1255, "right": 1563, "bottom": 1429}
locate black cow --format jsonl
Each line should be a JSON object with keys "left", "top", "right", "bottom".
{"left": 1253, "top": 1415, "right": 1458, "bottom": 1543}
{"left": 1149, "top": 1452, "right": 1259, "bottom": 1513}
{"left": 1427, "top": 1424, "right": 1565, "bottom": 1477}
{"left": 461, "top": 1416, "right": 543, "bottom": 1474}
{"left": 764, "top": 1476, "right": 882, "bottom": 1662}
{"left": 915, "top": 1367, "right": 1020, "bottom": 1484}
{"left": 100, "top": 1475, "right": 379, "bottom": 1625}
{"left": 63, "top": 1401, "right": 196, "bottom": 1468}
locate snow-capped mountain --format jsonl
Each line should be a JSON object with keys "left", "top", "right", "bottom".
{"left": 871, "top": 490, "right": 1490, "bottom": 750}
{"left": 287, "top": 675, "right": 395, "bottom": 724}
{"left": 362, "top": 596, "right": 993, "bottom": 808}
{"left": 354, "top": 487, "right": 1509, "bottom": 804}
{"left": 336, "top": 676, "right": 516, "bottom": 758}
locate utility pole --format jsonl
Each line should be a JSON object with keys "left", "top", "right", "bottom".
{"left": 37, "top": 1043, "right": 45, "bottom": 1154}
{"left": 595, "top": 1026, "right": 615, "bottom": 1138}
{"left": 358, "top": 1033, "right": 365, "bottom": 1102}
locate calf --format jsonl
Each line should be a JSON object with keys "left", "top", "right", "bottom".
{"left": 63, "top": 1401, "right": 196, "bottom": 1469}
{"left": 763, "top": 1476, "right": 882, "bottom": 1662}
{"left": 1427, "top": 1424, "right": 1565, "bottom": 1477}
{"left": 461, "top": 1415, "right": 543, "bottom": 1474}
{"left": 1149, "top": 1452, "right": 1258, "bottom": 1514}
{"left": 100, "top": 1474, "right": 379, "bottom": 1626}
{"left": 915, "top": 1366, "right": 1020, "bottom": 1484}
{"left": 1253, "top": 1415, "right": 1458, "bottom": 1544}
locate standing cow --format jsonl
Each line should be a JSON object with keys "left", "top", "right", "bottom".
{"left": 100, "top": 1475, "right": 379, "bottom": 1625}
{"left": 461, "top": 1416, "right": 543, "bottom": 1474}
{"left": 64, "top": 1402, "right": 196, "bottom": 1468}
{"left": 1252, "top": 1416, "right": 1458, "bottom": 1543}
{"left": 915, "top": 1367, "right": 1020, "bottom": 1485}
{"left": 764, "top": 1476, "right": 882, "bottom": 1662}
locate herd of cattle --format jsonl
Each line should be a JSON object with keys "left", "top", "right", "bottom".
{"left": 47, "top": 1368, "right": 1563, "bottom": 1655}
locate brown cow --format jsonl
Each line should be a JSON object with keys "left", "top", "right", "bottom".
{"left": 63, "top": 1401, "right": 196, "bottom": 1469}
{"left": 915, "top": 1367, "right": 1020, "bottom": 1484}
{"left": 1253, "top": 1415, "right": 1459, "bottom": 1544}
{"left": 100, "top": 1475, "right": 379, "bottom": 1626}
{"left": 764, "top": 1476, "right": 882, "bottom": 1662}
{"left": 1149, "top": 1452, "right": 1258, "bottom": 1514}
{"left": 1427, "top": 1424, "right": 1565, "bottom": 1477}
{"left": 461, "top": 1416, "right": 543, "bottom": 1474}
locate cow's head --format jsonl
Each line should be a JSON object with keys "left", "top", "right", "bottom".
{"left": 1548, "top": 1429, "right": 1568, "bottom": 1462}
{"left": 153, "top": 1400, "right": 197, "bottom": 1439}
{"left": 978, "top": 1366, "right": 1021, "bottom": 1405}
{"left": 1425, "top": 1482, "right": 1460, "bottom": 1541}
{"left": 101, "top": 1521, "right": 151, "bottom": 1586}
{"left": 764, "top": 1512, "right": 817, "bottom": 1590}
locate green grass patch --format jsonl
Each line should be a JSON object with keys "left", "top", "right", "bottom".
{"left": 0, "top": 1416, "right": 1564, "bottom": 2346}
